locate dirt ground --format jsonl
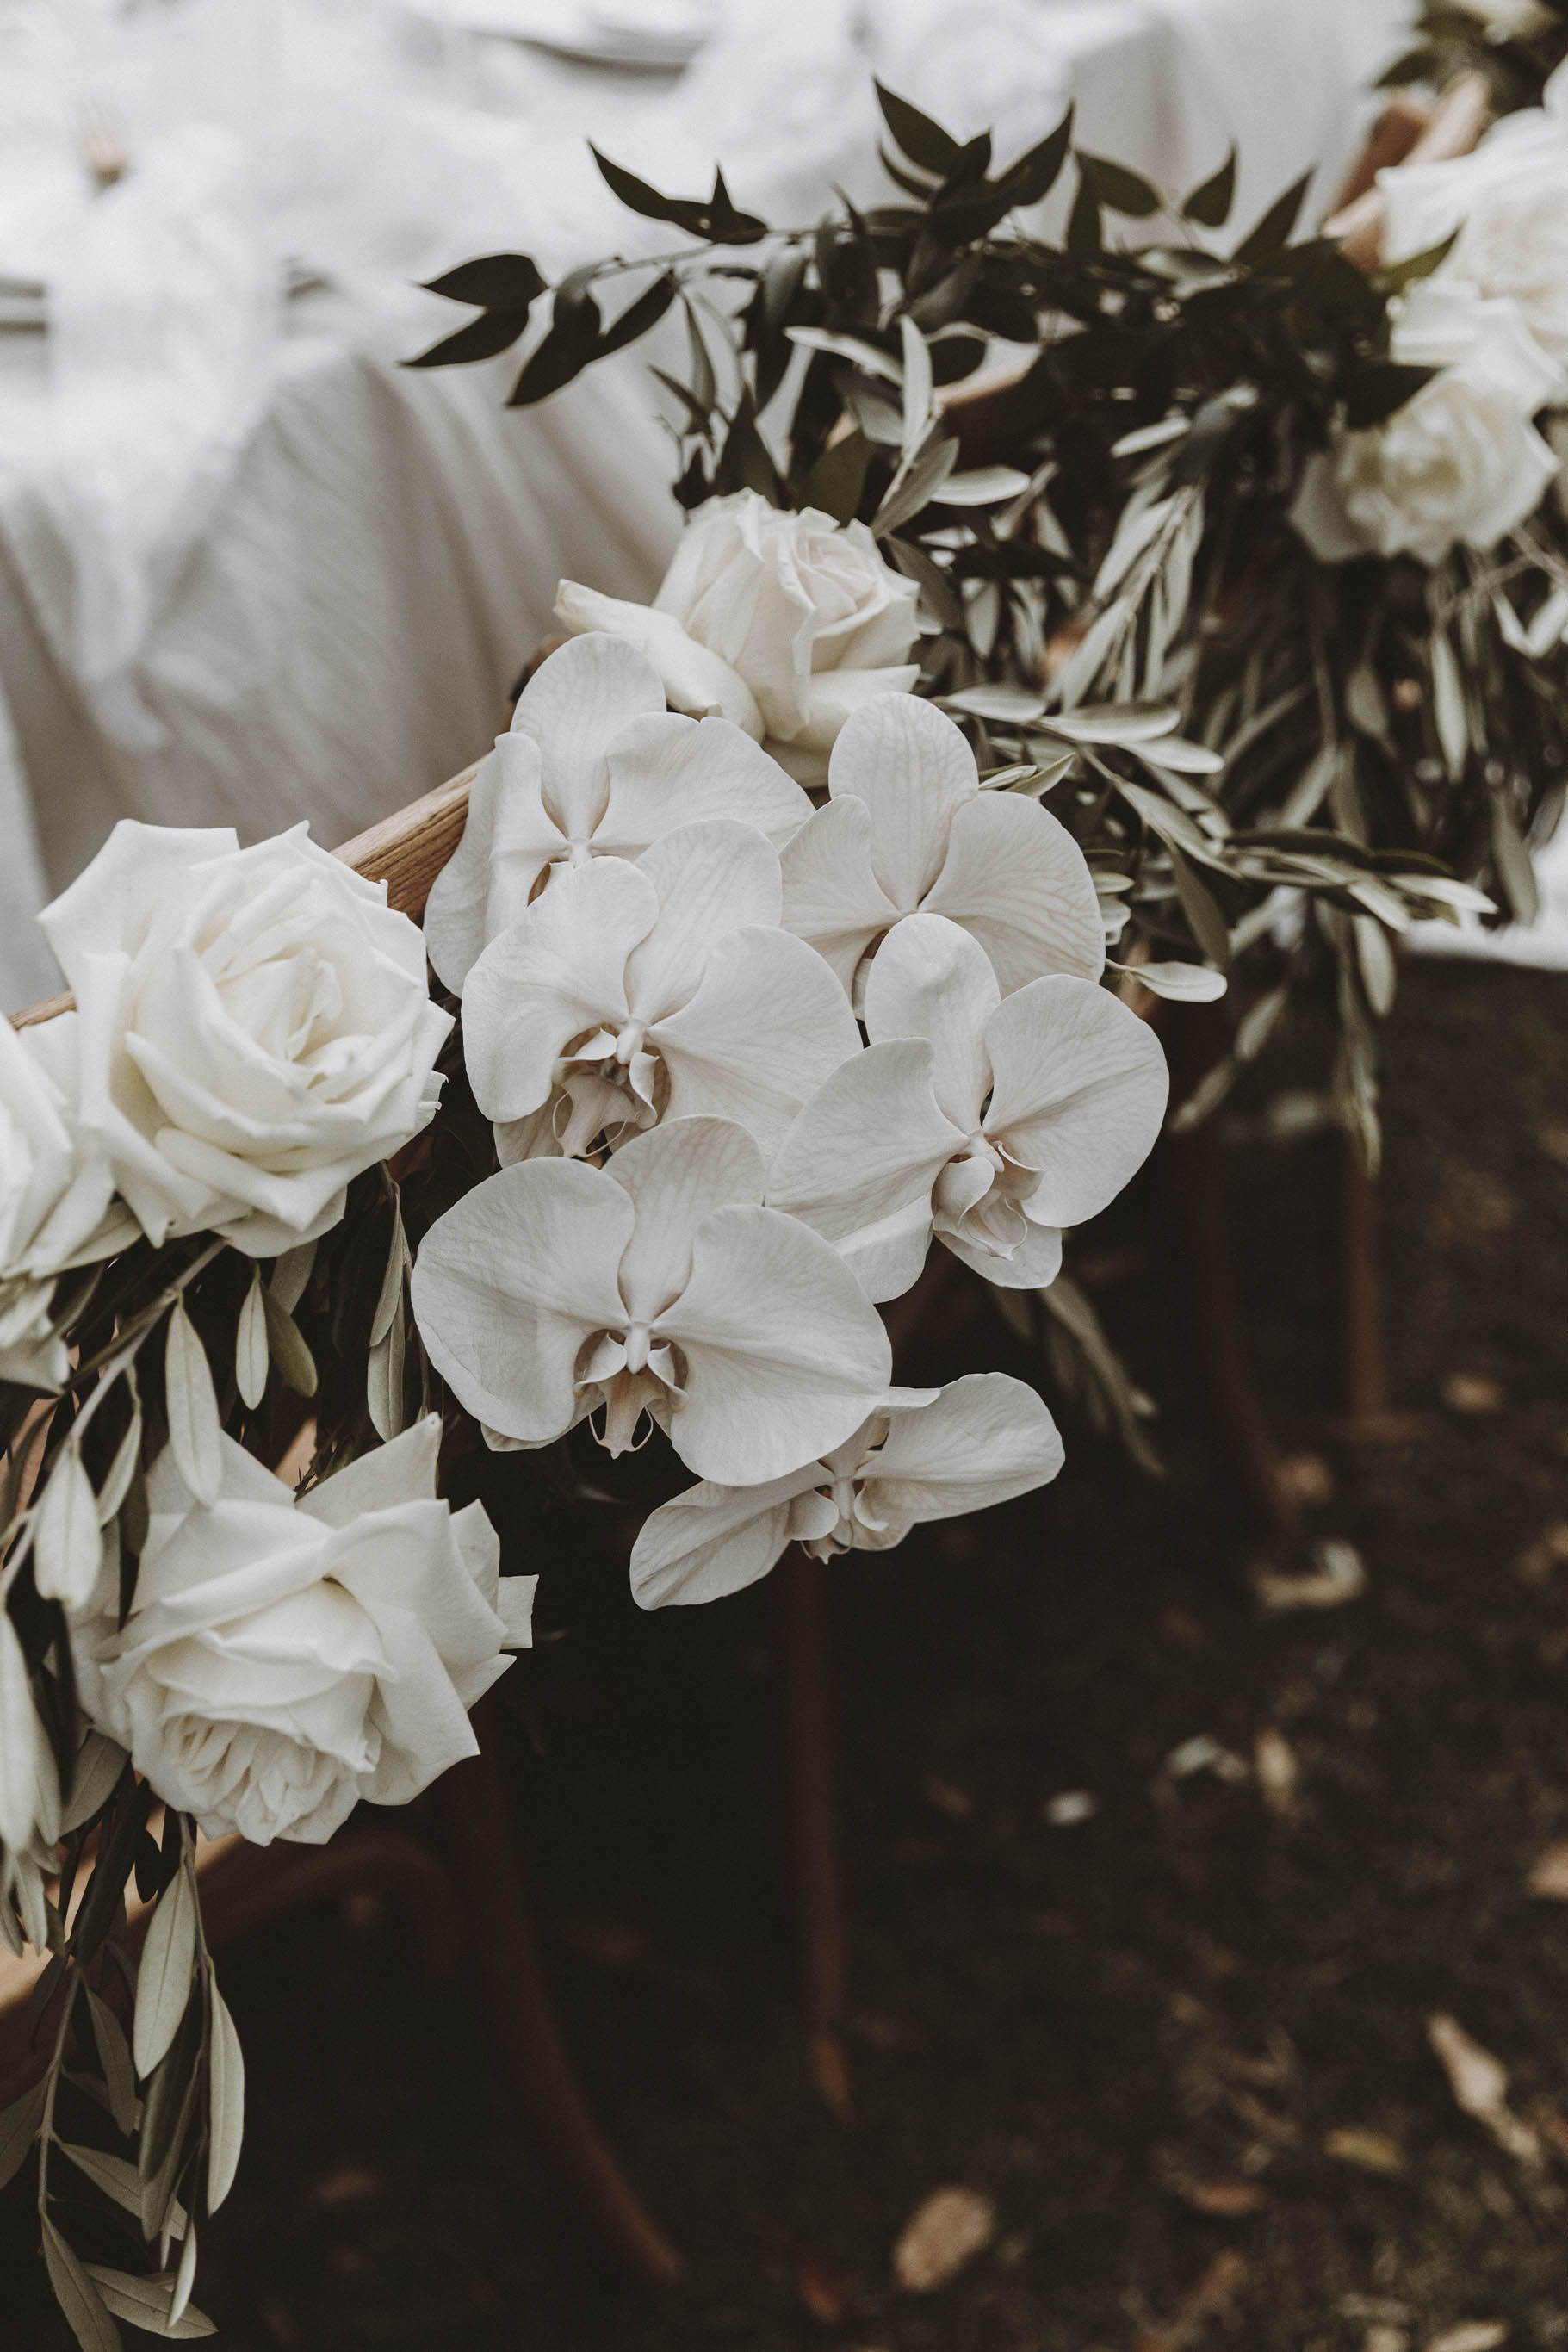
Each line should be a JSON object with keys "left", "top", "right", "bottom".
{"left": 7, "top": 959, "right": 1568, "bottom": 2352}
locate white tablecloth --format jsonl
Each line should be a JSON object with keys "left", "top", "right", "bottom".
{"left": 0, "top": 0, "right": 1410, "bottom": 1008}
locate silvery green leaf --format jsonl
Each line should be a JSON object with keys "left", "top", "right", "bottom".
{"left": 1112, "top": 959, "right": 1227, "bottom": 1002}
{"left": 937, "top": 465, "right": 1032, "bottom": 506}
{"left": 872, "top": 431, "right": 958, "bottom": 535}
{"left": 366, "top": 1308, "right": 408, "bottom": 1443}
{"left": 369, "top": 1219, "right": 409, "bottom": 1350}
{"left": 1493, "top": 591, "right": 1532, "bottom": 655}
{"left": 170, "top": 2219, "right": 197, "bottom": 2328}
{"left": 944, "top": 684, "right": 1046, "bottom": 723}
{"left": 1489, "top": 791, "right": 1540, "bottom": 926}
{"left": 1136, "top": 735, "right": 1224, "bottom": 776}
{"left": 260, "top": 1291, "right": 317, "bottom": 1399}
{"left": 1526, "top": 586, "right": 1568, "bottom": 657}
{"left": 234, "top": 1275, "right": 268, "bottom": 1412}
{"left": 206, "top": 1980, "right": 245, "bottom": 2213}
{"left": 1091, "top": 491, "right": 1174, "bottom": 603}
{"left": 1404, "top": 873, "right": 1494, "bottom": 916}
{"left": 899, "top": 313, "right": 933, "bottom": 457}
{"left": 1041, "top": 701, "right": 1179, "bottom": 744}
{"left": 1343, "top": 665, "right": 1389, "bottom": 742}
{"left": 164, "top": 1306, "right": 220, "bottom": 1508}
{"left": 1429, "top": 630, "right": 1468, "bottom": 773}
{"left": 267, "top": 1239, "right": 316, "bottom": 1313}
{"left": 1354, "top": 915, "right": 1398, "bottom": 1017}
{"left": 34, "top": 1452, "right": 102, "bottom": 1606}
{"left": 94, "top": 1394, "right": 142, "bottom": 1527}
{"left": 1110, "top": 415, "right": 1187, "bottom": 460}
{"left": 784, "top": 325, "right": 900, "bottom": 382}
{"left": 133, "top": 1870, "right": 197, "bottom": 2079}
{"left": 43, "top": 2218, "right": 122, "bottom": 2352}
{"left": 83, "top": 2268, "right": 214, "bottom": 2341}
{"left": 0, "top": 2076, "right": 46, "bottom": 2190}
{"left": 59, "top": 2144, "right": 170, "bottom": 2224}
{"left": 63, "top": 1735, "right": 127, "bottom": 1836}
{"left": 84, "top": 1986, "right": 139, "bottom": 2137}
{"left": 1346, "top": 876, "right": 1411, "bottom": 932}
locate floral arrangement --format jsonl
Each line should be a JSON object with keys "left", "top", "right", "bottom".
{"left": 1385, "top": 1, "right": 1568, "bottom": 109}
{"left": 1, "top": 617, "right": 1162, "bottom": 2335}
{"left": 413, "top": 78, "right": 1568, "bottom": 1153}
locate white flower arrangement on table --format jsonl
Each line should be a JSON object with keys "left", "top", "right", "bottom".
{"left": 2, "top": 611, "right": 1168, "bottom": 2340}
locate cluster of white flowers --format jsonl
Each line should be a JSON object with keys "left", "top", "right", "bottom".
{"left": 1297, "top": 64, "right": 1568, "bottom": 566}
{"left": 413, "top": 627, "right": 1168, "bottom": 1605}
{"left": 1, "top": 823, "right": 533, "bottom": 1857}
{"left": 555, "top": 490, "right": 922, "bottom": 782}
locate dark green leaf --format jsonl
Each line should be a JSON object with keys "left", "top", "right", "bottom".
{"left": 1181, "top": 146, "right": 1236, "bottom": 229}
{"left": 1234, "top": 168, "right": 1312, "bottom": 264}
{"left": 1080, "top": 153, "right": 1162, "bottom": 219}
{"left": 1065, "top": 174, "right": 1101, "bottom": 258}
{"left": 86, "top": 1989, "right": 138, "bottom": 2138}
{"left": 0, "top": 2077, "right": 46, "bottom": 2191}
{"left": 1377, "top": 229, "right": 1460, "bottom": 295}
{"left": 588, "top": 148, "right": 765, "bottom": 243}
{"left": 595, "top": 274, "right": 676, "bottom": 358}
{"left": 259, "top": 1291, "right": 318, "bottom": 1399}
{"left": 506, "top": 282, "right": 604, "bottom": 407}
{"left": 1170, "top": 844, "right": 1232, "bottom": 969}
{"left": 404, "top": 307, "right": 530, "bottom": 369}
{"left": 873, "top": 82, "right": 962, "bottom": 175}
{"left": 421, "top": 254, "right": 545, "bottom": 311}
{"left": 1342, "top": 359, "right": 1435, "bottom": 430}
{"left": 995, "top": 107, "right": 1075, "bottom": 209}
{"left": 799, "top": 429, "right": 871, "bottom": 524}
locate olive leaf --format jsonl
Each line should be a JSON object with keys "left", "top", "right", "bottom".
{"left": 133, "top": 1868, "right": 197, "bottom": 2079}
{"left": 164, "top": 1305, "right": 220, "bottom": 1507}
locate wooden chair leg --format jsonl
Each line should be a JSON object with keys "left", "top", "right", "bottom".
{"left": 1164, "top": 1114, "right": 1298, "bottom": 1537}
{"left": 433, "top": 1715, "right": 683, "bottom": 2288}
{"left": 776, "top": 1553, "right": 852, "bottom": 2119}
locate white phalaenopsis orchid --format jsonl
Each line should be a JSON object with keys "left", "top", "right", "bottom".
{"left": 780, "top": 693, "right": 1105, "bottom": 1002}
{"left": 425, "top": 635, "right": 811, "bottom": 990}
{"left": 411, "top": 1115, "right": 892, "bottom": 1484}
{"left": 769, "top": 915, "right": 1168, "bottom": 1300}
{"left": 630, "top": 1374, "right": 1063, "bottom": 1607}
{"left": 463, "top": 819, "right": 860, "bottom": 1164}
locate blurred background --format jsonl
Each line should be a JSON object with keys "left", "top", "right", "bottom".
{"left": 6, "top": 6, "right": 1568, "bottom": 2349}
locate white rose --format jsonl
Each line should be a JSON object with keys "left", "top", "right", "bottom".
{"left": 0, "top": 1014, "right": 121, "bottom": 1390}
{"left": 1293, "top": 280, "right": 1560, "bottom": 567}
{"left": 40, "top": 822, "right": 452, "bottom": 1256}
{"left": 71, "top": 1418, "right": 536, "bottom": 1846}
{"left": 1379, "top": 109, "right": 1568, "bottom": 382}
{"left": 555, "top": 490, "right": 921, "bottom": 781}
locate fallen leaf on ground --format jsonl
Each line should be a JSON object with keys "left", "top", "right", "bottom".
{"left": 1324, "top": 2125, "right": 1405, "bottom": 2175}
{"left": 891, "top": 2187, "right": 996, "bottom": 2293}
{"left": 1252, "top": 1539, "right": 1365, "bottom": 1613}
{"left": 1527, "top": 1843, "right": 1568, "bottom": 1898}
{"left": 1426, "top": 2325, "right": 1509, "bottom": 2352}
{"left": 1427, "top": 2014, "right": 1543, "bottom": 2169}
{"left": 1441, "top": 1373, "right": 1504, "bottom": 1416}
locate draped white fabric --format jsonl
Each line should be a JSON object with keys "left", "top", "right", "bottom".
{"left": 0, "top": 0, "right": 1411, "bottom": 1008}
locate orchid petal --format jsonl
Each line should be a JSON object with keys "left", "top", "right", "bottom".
{"left": 597, "top": 713, "right": 811, "bottom": 857}
{"left": 660, "top": 1203, "right": 892, "bottom": 1482}
{"left": 939, "top": 1212, "right": 1063, "bottom": 1290}
{"left": 654, "top": 927, "right": 862, "bottom": 1157}
{"left": 604, "top": 1114, "right": 764, "bottom": 1327}
{"left": 767, "top": 1039, "right": 958, "bottom": 1302}
{"left": 627, "top": 821, "right": 783, "bottom": 1022}
{"left": 861, "top": 914, "right": 998, "bottom": 1131}
{"left": 462, "top": 859, "right": 653, "bottom": 1125}
{"left": 555, "top": 584, "right": 765, "bottom": 737}
{"left": 827, "top": 693, "right": 976, "bottom": 908}
{"left": 423, "top": 735, "right": 562, "bottom": 992}
{"left": 411, "top": 1160, "right": 633, "bottom": 1445}
{"left": 629, "top": 1466, "right": 819, "bottom": 1608}
{"left": 984, "top": 975, "right": 1169, "bottom": 1227}
{"left": 779, "top": 795, "right": 900, "bottom": 993}
{"left": 923, "top": 795, "right": 1106, "bottom": 991}
{"left": 510, "top": 632, "right": 666, "bottom": 840}
{"left": 864, "top": 1372, "right": 1063, "bottom": 1521}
